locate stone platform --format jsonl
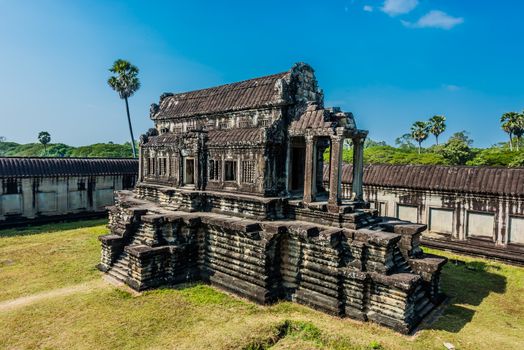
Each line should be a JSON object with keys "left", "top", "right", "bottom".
{"left": 98, "top": 190, "right": 447, "bottom": 334}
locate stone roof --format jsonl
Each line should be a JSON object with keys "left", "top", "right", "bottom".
{"left": 151, "top": 71, "right": 290, "bottom": 120}
{"left": 207, "top": 128, "right": 265, "bottom": 146}
{"left": 290, "top": 105, "right": 334, "bottom": 130}
{"left": 323, "top": 164, "right": 524, "bottom": 197}
{"left": 0, "top": 157, "right": 138, "bottom": 178}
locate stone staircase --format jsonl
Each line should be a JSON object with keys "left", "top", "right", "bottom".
{"left": 393, "top": 247, "right": 412, "bottom": 273}
{"left": 107, "top": 251, "right": 131, "bottom": 283}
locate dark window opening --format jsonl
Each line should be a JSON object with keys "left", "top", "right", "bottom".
{"left": 3, "top": 178, "right": 19, "bottom": 194}
{"left": 77, "top": 179, "right": 86, "bottom": 191}
{"left": 122, "top": 175, "right": 135, "bottom": 189}
{"left": 225, "top": 160, "right": 237, "bottom": 181}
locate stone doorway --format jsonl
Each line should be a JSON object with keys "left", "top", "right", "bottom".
{"left": 289, "top": 138, "right": 306, "bottom": 193}
{"left": 184, "top": 158, "right": 195, "bottom": 185}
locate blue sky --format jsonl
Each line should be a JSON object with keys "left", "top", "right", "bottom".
{"left": 1, "top": 0, "right": 523, "bottom": 147}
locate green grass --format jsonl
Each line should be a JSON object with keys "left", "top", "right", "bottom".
{"left": 0, "top": 221, "right": 523, "bottom": 349}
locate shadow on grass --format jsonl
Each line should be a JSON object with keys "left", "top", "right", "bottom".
{"left": 0, "top": 218, "right": 108, "bottom": 238}
{"left": 427, "top": 259, "right": 506, "bottom": 333}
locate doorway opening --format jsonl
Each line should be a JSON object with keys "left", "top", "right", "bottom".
{"left": 184, "top": 158, "right": 195, "bottom": 185}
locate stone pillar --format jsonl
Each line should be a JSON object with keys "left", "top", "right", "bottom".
{"left": 138, "top": 148, "right": 143, "bottom": 182}
{"left": 303, "top": 135, "right": 317, "bottom": 204}
{"left": 328, "top": 134, "right": 343, "bottom": 212}
{"left": 351, "top": 136, "right": 365, "bottom": 201}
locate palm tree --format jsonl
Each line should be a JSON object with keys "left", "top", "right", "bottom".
{"left": 38, "top": 131, "right": 51, "bottom": 156}
{"left": 500, "top": 112, "right": 519, "bottom": 151}
{"left": 108, "top": 59, "right": 140, "bottom": 158}
{"left": 411, "top": 121, "right": 429, "bottom": 154}
{"left": 514, "top": 112, "right": 524, "bottom": 151}
{"left": 428, "top": 115, "right": 446, "bottom": 145}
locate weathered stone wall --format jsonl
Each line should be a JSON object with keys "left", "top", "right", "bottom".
{"left": 0, "top": 174, "right": 136, "bottom": 226}
{"left": 327, "top": 182, "right": 524, "bottom": 264}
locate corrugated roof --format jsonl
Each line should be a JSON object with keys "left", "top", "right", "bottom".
{"left": 0, "top": 157, "right": 138, "bottom": 178}
{"left": 152, "top": 71, "right": 290, "bottom": 119}
{"left": 290, "top": 107, "right": 334, "bottom": 130}
{"left": 207, "top": 128, "right": 265, "bottom": 146}
{"left": 323, "top": 164, "right": 524, "bottom": 197}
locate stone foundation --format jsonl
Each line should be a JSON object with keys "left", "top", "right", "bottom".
{"left": 99, "top": 190, "right": 446, "bottom": 334}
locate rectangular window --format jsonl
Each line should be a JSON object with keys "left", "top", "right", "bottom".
{"left": 224, "top": 160, "right": 237, "bottom": 181}
{"left": 219, "top": 121, "right": 229, "bottom": 130}
{"left": 148, "top": 157, "right": 155, "bottom": 175}
{"left": 209, "top": 160, "right": 220, "bottom": 181}
{"left": 239, "top": 119, "right": 252, "bottom": 128}
{"left": 241, "top": 160, "right": 255, "bottom": 183}
{"left": 158, "top": 158, "right": 167, "bottom": 176}
{"left": 259, "top": 119, "right": 270, "bottom": 127}
{"left": 77, "top": 179, "right": 86, "bottom": 191}
{"left": 3, "top": 178, "right": 19, "bottom": 194}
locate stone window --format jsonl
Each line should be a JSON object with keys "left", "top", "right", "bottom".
{"left": 3, "top": 178, "right": 19, "bottom": 194}
{"left": 259, "top": 118, "right": 270, "bottom": 127}
{"left": 173, "top": 127, "right": 183, "bottom": 134}
{"left": 224, "top": 160, "right": 237, "bottom": 181}
{"left": 241, "top": 160, "right": 255, "bottom": 183}
{"left": 158, "top": 158, "right": 168, "bottom": 176}
{"left": 239, "top": 119, "right": 252, "bottom": 128}
{"left": 219, "top": 121, "right": 229, "bottom": 130}
{"left": 149, "top": 158, "right": 155, "bottom": 175}
{"left": 171, "top": 157, "right": 178, "bottom": 179}
{"left": 77, "top": 179, "right": 86, "bottom": 191}
{"left": 209, "top": 160, "right": 220, "bottom": 181}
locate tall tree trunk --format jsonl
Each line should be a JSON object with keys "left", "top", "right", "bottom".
{"left": 435, "top": 134, "right": 439, "bottom": 146}
{"left": 418, "top": 141, "right": 421, "bottom": 154}
{"left": 124, "top": 97, "right": 137, "bottom": 158}
{"left": 509, "top": 133, "right": 513, "bottom": 151}
{"left": 517, "top": 136, "right": 520, "bottom": 151}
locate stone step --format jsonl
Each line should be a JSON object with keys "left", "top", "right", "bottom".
{"left": 108, "top": 266, "right": 128, "bottom": 282}
{"left": 416, "top": 298, "right": 434, "bottom": 318}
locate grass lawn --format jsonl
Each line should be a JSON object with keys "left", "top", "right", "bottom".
{"left": 0, "top": 220, "right": 523, "bottom": 350}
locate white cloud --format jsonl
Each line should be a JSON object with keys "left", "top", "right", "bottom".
{"left": 363, "top": 5, "right": 373, "bottom": 12}
{"left": 402, "top": 10, "right": 464, "bottom": 30}
{"left": 381, "top": 0, "right": 418, "bottom": 16}
{"left": 443, "top": 84, "right": 461, "bottom": 92}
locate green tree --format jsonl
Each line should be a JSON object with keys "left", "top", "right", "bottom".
{"left": 38, "top": 131, "right": 51, "bottom": 155}
{"left": 514, "top": 112, "right": 524, "bottom": 151}
{"left": 410, "top": 121, "right": 429, "bottom": 154}
{"left": 440, "top": 137, "right": 473, "bottom": 165}
{"left": 108, "top": 59, "right": 141, "bottom": 158}
{"left": 395, "top": 133, "right": 416, "bottom": 150}
{"left": 428, "top": 115, "right": 446, "bottom": 145}
{"left": 500, "top": 112, "right": 519, "bottom": 151}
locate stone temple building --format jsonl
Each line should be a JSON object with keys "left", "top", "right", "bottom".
{"left": 98, "top": 63, "right": 447, "bottom": 333}
{"left": 0, "top": 157, "right": 137, "bottom": 227}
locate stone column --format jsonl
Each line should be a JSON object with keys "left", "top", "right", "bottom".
{"left": 328, "top": 134, "right": 343, "bottom": 212}
{"left": 138, "top": 148, "right": 143, "bottom": 182}
{"left": 303, "top": 135, "right": 317, "bottom": 204}
{"left": 352, "top": 136, "right": 365, "bottom": 201}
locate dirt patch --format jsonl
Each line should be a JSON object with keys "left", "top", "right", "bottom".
{"left": 0, "top": 279, "right": 108, "bottom": 312}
